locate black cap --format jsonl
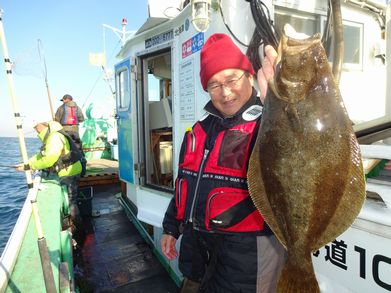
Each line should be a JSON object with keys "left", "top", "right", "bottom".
{"left": 60, "top": 94, "right": 73, "bottom": 101}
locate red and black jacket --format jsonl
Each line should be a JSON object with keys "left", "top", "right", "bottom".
{"left": 61, "top": 104, "right": 79, "bottom": 125}
{"left": 163, "top": 92, "right": 271, "bottom": 238}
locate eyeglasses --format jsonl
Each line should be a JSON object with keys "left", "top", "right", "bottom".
{"left": 207, "top": 72, "right": 246, "bottom": 94}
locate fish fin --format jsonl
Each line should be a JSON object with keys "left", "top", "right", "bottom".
{"left": 277, "top": 256, "right": 320, "bottom": 293}
{"left": 313, "top": 133, "right": 366, "bottom": 249}
{"left": 248, "top": 130, "right": 287, "bottom": 247}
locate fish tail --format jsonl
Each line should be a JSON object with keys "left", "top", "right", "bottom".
{"left": 276, "top": 258, "right": 320, "bottom": 293}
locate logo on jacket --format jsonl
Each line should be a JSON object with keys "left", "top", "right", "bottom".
{"left": 242, "top": 105, "right": 262, "bottom": 121}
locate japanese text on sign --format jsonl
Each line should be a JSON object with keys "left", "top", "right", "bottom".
{"left": 313, "top": 238, "right": 391, "bottom": 291}
{"left": 179, "top": 58, "right": 195, "bottom": 120}
{"left": 182, "top": 32, "right": 204, "bottom": 58}
{"left": 145, "top": 30, "right": 174, "bottom": 49}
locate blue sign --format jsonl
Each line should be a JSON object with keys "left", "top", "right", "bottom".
{"left": 192, "top": 32, "right": 204, "bottom": 53}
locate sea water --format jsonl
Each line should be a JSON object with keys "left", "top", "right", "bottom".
{"left": 0, "top": 136, "right": 41, "bottom": 255}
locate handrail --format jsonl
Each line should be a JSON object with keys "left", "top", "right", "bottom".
{"left": 360, "top": 144, "right": 391, "bottom": 161}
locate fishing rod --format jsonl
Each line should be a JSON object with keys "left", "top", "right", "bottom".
{"left": 0, "top": 9, "right": 56, "bottom": 293}
{"left": 0, "top": 164, "right": 17, "bottom": 168}
{"left": 37, "top": 39, "right": 55, "bottom": 119}
{"left": 331, "top": 0, "right": 344, "bottom": 84}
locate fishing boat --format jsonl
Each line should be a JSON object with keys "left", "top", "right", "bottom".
{"left": 1, "top": 0, "right": 391, "bottom": 292}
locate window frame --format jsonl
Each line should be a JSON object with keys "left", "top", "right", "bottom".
{"left": 116, "top": 67, "right": 131, "bottom": 111}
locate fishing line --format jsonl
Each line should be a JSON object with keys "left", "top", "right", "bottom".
{"left": 0, "top": 164, "right": 17, "bottom": 168}
{"left": 218, "top": 0, "right": 248, "bottom": 47}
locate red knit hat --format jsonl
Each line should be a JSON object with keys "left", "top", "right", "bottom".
{"left": 200, "top": 33, "right": 254, "bottom": 91}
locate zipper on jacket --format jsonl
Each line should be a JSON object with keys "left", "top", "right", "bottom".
{"left": 177, "top": 178, "right": 183, "bottom": 206}
{"left": 188, "top": 149, "right": 209, "bottom": 224}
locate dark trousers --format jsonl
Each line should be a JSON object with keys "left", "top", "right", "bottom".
{"left": 199, "top": 232, "right": 259, "bottom": 293}
{"left": 179, "top": 226, "right": 260, "bottom": 293}
{"left": 179, "top": 228, "right": 286, "bottom": 293}
{"left": 59, "top": 174, "right": 81, "bottom": 223}
{"left": 179, "top": 224, "right": 206, "bottom": 282}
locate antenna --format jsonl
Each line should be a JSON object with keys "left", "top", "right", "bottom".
{"left": 103, "top": 18, "right": 136, "bottom": 49}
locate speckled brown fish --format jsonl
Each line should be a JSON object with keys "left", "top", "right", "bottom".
{"left": 247, "top": 32, "right": 366, "bottom": 292}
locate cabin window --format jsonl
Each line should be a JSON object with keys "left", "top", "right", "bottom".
{"left": 117, "top": 68, "right": 130, "bottom": 109}
{"left": 139, "top": 51, "right": 173, "bottom": 191}
{"left": 275, "top": 9, "right": 363, "bottom": 70}
{"left": 274, "top": 10, "right": 318, "bottom": 37}
{"left": 328, "top": 21, "right": 363, "bottom": 70}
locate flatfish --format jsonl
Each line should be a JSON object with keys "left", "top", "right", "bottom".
{"left": 247, "top": 31, "right": 366, "bottom": 292}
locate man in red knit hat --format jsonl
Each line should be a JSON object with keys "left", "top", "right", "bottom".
{"left": 161, "top": 33, "right": 285, "bottom": 292}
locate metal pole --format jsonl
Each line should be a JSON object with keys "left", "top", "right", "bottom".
{"left": 0, "top": 9, "right": 56, "bottom": 293}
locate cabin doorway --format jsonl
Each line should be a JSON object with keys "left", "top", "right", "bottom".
{"left": 138, "top": 49, "right": 173, "bottom": 191}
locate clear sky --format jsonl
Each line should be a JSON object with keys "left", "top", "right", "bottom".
{"left": 0, "top": 1, "right": 148, "bottom": 137}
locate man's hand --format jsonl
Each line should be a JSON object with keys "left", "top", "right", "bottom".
{"left": 257, "top": 45, "right": 278, "bottom": 102}
{"left": 14, "top": 163, "right": 25, "bottom": 172}
{"left": 161, "top": 234, "right": 178, "bottom": 260}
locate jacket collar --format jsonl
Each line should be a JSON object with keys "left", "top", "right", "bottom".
{"left": 38, "top": 127, "right": 49, "bottom": 142}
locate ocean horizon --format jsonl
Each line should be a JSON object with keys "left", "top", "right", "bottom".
{"left": 0, "top": 136, "right": 41, "bottom": 255}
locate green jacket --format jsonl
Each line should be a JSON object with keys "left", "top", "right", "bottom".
{"left": 29, "top": 121, "right": 82, "bottom": 177}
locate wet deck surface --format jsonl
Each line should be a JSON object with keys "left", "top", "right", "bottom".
{"left": 74, "top": 183, "right": 179, "bottom": 292}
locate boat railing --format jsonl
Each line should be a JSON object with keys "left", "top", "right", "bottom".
{"left": 360, "top": 144, "right": 391, "bottom": 210}
{"left": 0, "top": 174, "right": 41, "bottom": 292}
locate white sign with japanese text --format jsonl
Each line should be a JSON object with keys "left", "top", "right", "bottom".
{"left": 313, "top": 225, "right": 391, "bottom": 292}
{"left": 179, "top": 58, "right": 195, "bottom": 121}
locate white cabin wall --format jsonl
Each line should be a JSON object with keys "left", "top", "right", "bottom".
{"left": 385, "top": 2, "right": 391, "bottom": 124}
{"left": 171, "top": 7, "right": 200, "bottom": 176}
{"left": 147, "top": 0, "right": 184, "bottom": 17}
{"left": 274, "top": 0, "right": 328, "bottom": 14}
{"left": 338, "top": 5, "right": 386, "bottom": 127}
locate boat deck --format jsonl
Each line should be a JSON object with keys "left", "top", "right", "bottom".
{"left": 74, "top": 160, "right": 179, "bottom": 292}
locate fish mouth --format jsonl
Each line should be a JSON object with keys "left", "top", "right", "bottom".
{"left": 269, "top": 27, "right": 322, "bottom": 103}
{"left": 280, "top": 24, "right": 321, "bottom": 57}
{"left": 279, "top": 33, "right": 321, "bottom": 60}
